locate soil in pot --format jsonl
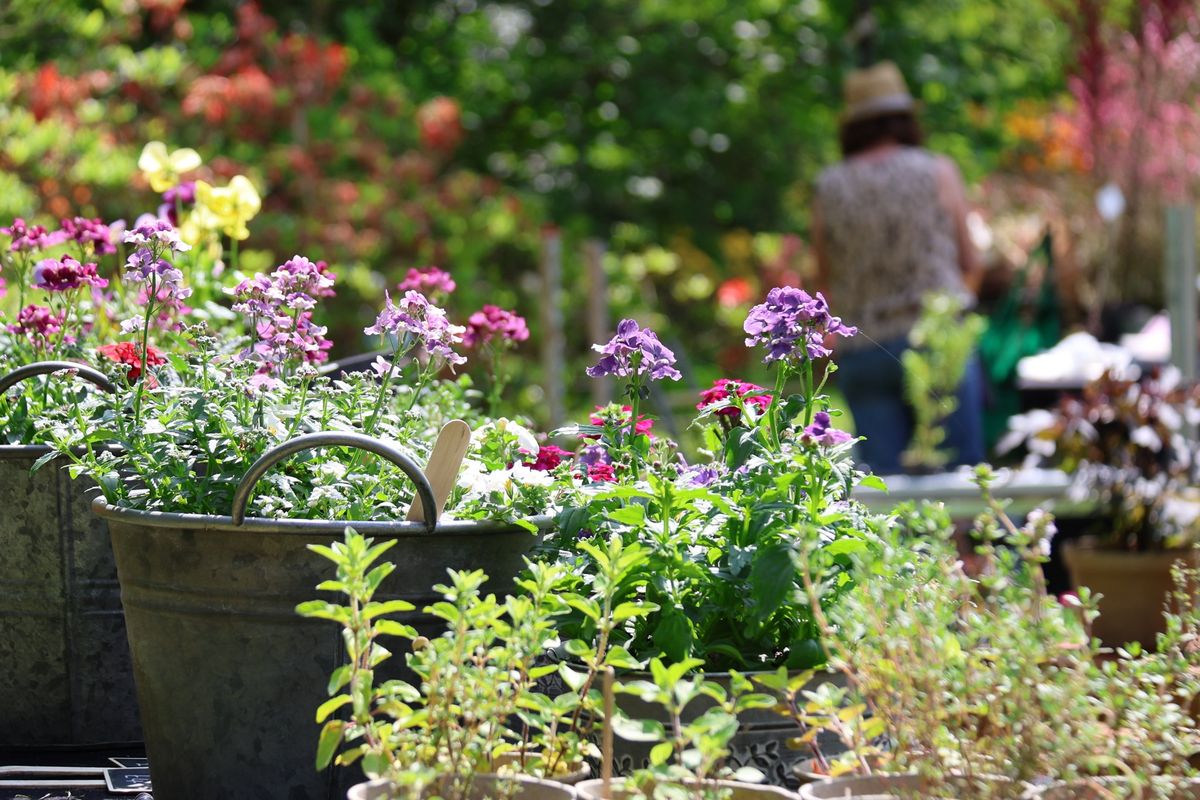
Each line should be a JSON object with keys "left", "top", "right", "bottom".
{"left": 1062, "top": 541, "right": 1199, "bottom": 648}
{"left": 492, "top": 751, "right": 592, "bottom": 786}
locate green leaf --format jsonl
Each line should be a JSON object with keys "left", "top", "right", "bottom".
{"left": 315, "top": 694, "right": 352, "bottom": 723}
{"left": 649, "top": 741, "right": 675, "bottom": 766}
{"left": 749, "top": 542, "right": 795, "bottom": 617}
{"left": 607, "top": 505, "right": 646, "bottom": 526}
{"left": 611, "top": 716, "right": 666, "bottom": 743}
{"left": 652, "top": 610, "right": 694, "bottom": 663}
{"left": 315, "top": 720, "right": 345, "bottom": 770}
{"left": 603, "top": 645, "right": 643, "bottom": 670}
{"left": 857, "top": 474, "right": 889, "bottom": 492}
{"left": 362, "top": 599, "right": 417, "bottom": 620}
{"left": 327, "top": 665, "right": 352, "bottom": 695}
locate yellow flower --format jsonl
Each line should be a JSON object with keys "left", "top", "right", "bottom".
{"left": 193, "top": 176, "right": 262, "bottom": 241}
{"left": 138, "top": 141, "right": 202, "bottom": 193}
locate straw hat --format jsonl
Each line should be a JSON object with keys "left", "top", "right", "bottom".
{"left": 840, "top": 61, "right": 916, "bottom": 124}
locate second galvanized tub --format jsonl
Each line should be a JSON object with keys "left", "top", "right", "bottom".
{"left": 0, "top": 362, "right": 141, "bottom": 746}
{"left": 95, "top": 431, "right": 554, "bottom": 800}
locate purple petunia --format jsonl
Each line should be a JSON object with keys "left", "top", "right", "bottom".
{"left": 59, "top": 217, "right": 116, "bottom": 256}
{"left": 365, "top": 290, "right": 466, "bottom": 368}
{"left": 2, "top": 218, "right": 52, "bottom": 252}
{"left": 587, "top": 319, "right": 682, "bottom": 382}
{"left": 33, "top": 256, "right": 108, "bottom": 292}
{"left": 463, "top": 305, "right": 530, "bottom": 348}
{"left": 801, "top": 411, "right": 854, "bottom": 447}
{"left": 743, "top": 287, "right": 857, "bottom": 364}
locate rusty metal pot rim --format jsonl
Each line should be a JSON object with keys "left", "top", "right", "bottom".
{"left": 91, "top": 496, "right": 555, "bottom": 537}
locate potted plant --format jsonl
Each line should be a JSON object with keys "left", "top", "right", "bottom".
{"left": 528, "top": 290, "right": 880, "bottom": 783}
{"left": 43, "top": 249, "right": 560, "bottom": 799}
{"left": 0, "top": 213, "right": 150, "bottom": 746}
{"left": 1000, "top": 367, "right": 1200, "bottom": 645}
{"left": 789, "top": 468, "right": 1200, "bottom": 799}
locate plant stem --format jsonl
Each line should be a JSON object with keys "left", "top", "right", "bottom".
{"left": 132, "top": 275, "right": 159, "bottom": 432}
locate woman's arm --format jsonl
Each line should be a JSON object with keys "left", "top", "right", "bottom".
{"left": 935, "top": 156, "right": 983, "bottom": 297}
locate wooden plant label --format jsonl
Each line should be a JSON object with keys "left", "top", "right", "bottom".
{"left": 406, "top": 419, "right": 471, "bottom": 523}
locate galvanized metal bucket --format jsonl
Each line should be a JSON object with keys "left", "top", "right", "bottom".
{"left": 0, "top": 361, "right": 142, "bottom": 747}
{"left": 94, "top": 431, "right": 554, "bottom": 800}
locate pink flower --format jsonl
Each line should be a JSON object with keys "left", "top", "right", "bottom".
{"left": 8, "top": 304, "right": 65, "bottom": 343}
{"left": 587, "top": 462, "right": 616, "bottom": 483}
{"left": 526, "top": 444, "right": 570, "bottom": 471}
{"left": 463, "top": 305, "right": 529, "bottom": 348}
{"left": 397, "top": 266, "right": 456, "bottom": 298}
{"left": 33, "top": 256, "right": 108, "bottom": 292}
{"left": 1, "top": 218, "right": 52, "bottom": 252}
{"left": 800, "top": 412, "right": 853, "bottom": 447}
{"left": 697, "top": 378, "right": 772, "bottom": 419}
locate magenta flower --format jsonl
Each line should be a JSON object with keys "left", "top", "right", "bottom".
{"left": 365, "top": 290, "right": 466, "bottom": 368}
{"left": 587, "top": 319, "right": 681, "bottom": 381}
{"left": 397, "top": 266, "right": 456, "bottom": 298}
{"left": 33, "top": 256, "right": 108, "bottom": 292}
{"left": 158, "top": 181, "right": 196, "bottom": 226}
{"left": 2, "top": 218, "right": 52, "bottom": 252}
{"left": 697, "top": 378, "right": 772, "bottom": 419}
{"left": 463, "top": 305, "right": 529, "bottom": 348}
{"left": 7, "top": 304, "right": 65, "bottom": 343}
{"left": 60, "top": 217, "right": 116, "bottom": 256}
{"left": 743, "top": 287, "right": 857, "bottom": 363}
{"left": 525, "top": 444, "right": 570, "bottom": 471}
{"left": 800, "top": 412, "right": 854, "bottom": 447}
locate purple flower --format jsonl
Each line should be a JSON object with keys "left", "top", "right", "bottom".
{"left": 365, "top": 290, "right": 466, "bottom": 368}
{"left": 801, "top": 412, "right": 854, "bottom": 447}
{"left": 272, "top": 255, "right": 336, "bottom": 307}
{"left": 587, "top": 319, "right": 682, "bottom": 381}
{"left": 577, "top": 443, "right": 611, "bottom": 468}
{"left": 463, "top": 305, "right": 529, "bottom": 348}
{"left": 60, "top": 217, "right": 116, "bottom": 255}
{"left": 679, "top": 463, "right": 721, "bottom": 487}
{"left": 33, "top": 256, "right": 108, "bottom": 292}
{"left": 2, "top": 218, "right": 52, "bottom": 252}
{"left": 122, "top": 219, "right": 190, "bottom": 252}
{"left": 397, "top": 266, "right": 456, "bottom": 298}
{"left": 7, "top": 304, "right": 64, "bottom": 343}
{"left": 125, "top": 249, "right": 191, "bottom": 300}
{"left": 158, "top": 181, "right": 196, "bottom": 226}
{"left": 743, "top": 287, "right": 857, "bottom": 364}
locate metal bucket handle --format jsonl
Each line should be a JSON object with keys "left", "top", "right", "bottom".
{"left": 0, "top": 360, "right": 116, "bottom": 395}
{"left": 230, "top": 431, "right": 439, "bottom": 533}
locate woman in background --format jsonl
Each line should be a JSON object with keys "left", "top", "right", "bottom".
{"left": 812, "top": 61, "right": 984, "bottom": 474}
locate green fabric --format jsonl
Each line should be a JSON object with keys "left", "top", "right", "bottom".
{"left": 979, "top": 232, "right": 1062, "bottom": 448}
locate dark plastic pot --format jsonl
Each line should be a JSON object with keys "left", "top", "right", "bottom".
{"left": 94, "top": 431, "right": 554, "bottom": 800}
{"left": 0, "top": 361, "right": 141, "bottom": 747}
{"left": 349, "top": 774, "right": 577, "bottom": 800}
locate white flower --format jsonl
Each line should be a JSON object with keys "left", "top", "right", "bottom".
{"left": 508, "top": 465, "right": 553, "bottom": 488}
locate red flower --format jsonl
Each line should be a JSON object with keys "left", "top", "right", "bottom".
{"left": 587, "top": 463, "right": 616, "bottom": 483}
{"left": 716, "top": 277, "right": 754, "bottom": 308}
{"left": 526, "top": 445, "right": 570, "bottom": 472}
{"left": 697, "top": 378, "right": 772, "bottom": 419}
{"left": 97, "top": 342, "right": 167, "bottom": 385}
{"left": 417, "top": 97, "right": 464, "bottom": 154}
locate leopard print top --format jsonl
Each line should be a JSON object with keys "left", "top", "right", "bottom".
{"left": 815, "top": 147, "right": 969, "bottom": 351}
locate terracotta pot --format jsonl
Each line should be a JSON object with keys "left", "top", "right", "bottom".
{"left": 349, "top": 774, "right": 577, "bottom": 800}
{"left": 1062, "top": 541, "right": 1199, "bottom": 648}
{"left": 576, "top": 777, "right": 796, "bottom": 800}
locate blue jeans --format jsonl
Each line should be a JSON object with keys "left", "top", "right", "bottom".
{"left": 836, "top": 337, "right": 985, "bottom": 475}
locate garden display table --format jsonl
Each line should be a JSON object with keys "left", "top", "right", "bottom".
{"left": 0, "top": 745, "right": 150, "bottom": 799}
{"left": 851, "top": 467, "right": 1096, "bottom": 519}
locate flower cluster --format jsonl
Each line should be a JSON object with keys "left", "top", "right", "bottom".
{"left": 743, "top": 287, "right": 857, "bottom": 363}
{"left": 589, "top": 405, "right": 654, "bottom": 437}
{"left": 463, "top": 305, "right": 529, "bottom": 348}
{"left": 586, "top": 319, "right": 682, "bottom": 381}
{"left": 33, "top": 256, "right": 108, "bottom": 292}
{"left": 230, "top": 256, "right": 335, "bottom": 369}
{"left": 125, "top": 247, "right": 190, "bottom": 301}
{"left": 697, "top": 378, "right": 772, "bottom": 419}
{"left": 525, "top": 444, "right": 570, "bottom": 472}
{"left": 397, "top": 266, "right": 456, "bottom": 298}
{"left": 98, "top": 342, "right": 167, "bottom": 385}
{"left": 365, "top": 290, "right": 466, "bottom": 368}
{"left": 2, "top": 218, "right": 52, "bottom": 252}
{"left": 59, "top": 217, "right": 115, "bottom": 256}
{"left": 159, "top": 182, "right": 197, "bottom": 226}
{"left": 7, "top": 304, "right": 64, "bottom": 344}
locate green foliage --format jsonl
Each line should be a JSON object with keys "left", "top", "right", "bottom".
{"left": 901, "top": 291, "right": 986, "bottom": 471}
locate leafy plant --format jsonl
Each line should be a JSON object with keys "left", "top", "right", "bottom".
{"left": 900, "top": 291, "right": 986, "bottom": 472}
